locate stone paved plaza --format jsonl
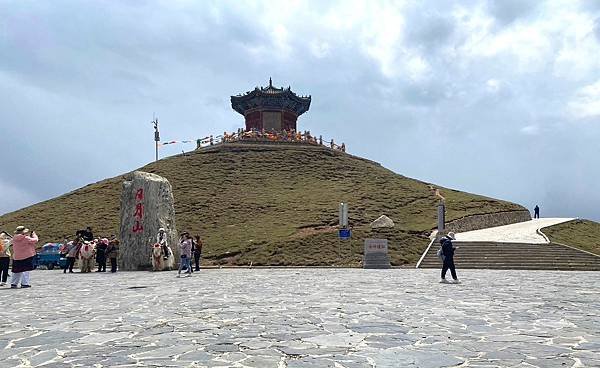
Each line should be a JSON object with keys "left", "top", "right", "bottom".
{"left": 1, "top": 269, "right": 599, "bottom": 368}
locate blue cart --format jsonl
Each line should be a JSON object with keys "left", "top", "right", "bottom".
{"left": 34, "top": 243, "right": 67, "bottom": 270}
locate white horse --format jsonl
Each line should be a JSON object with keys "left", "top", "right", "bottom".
{"left": 151, "top": 243, "right": 174, "bottom": 271}
{"left": 79, "top": 241, "right": 96, "bottom": 273}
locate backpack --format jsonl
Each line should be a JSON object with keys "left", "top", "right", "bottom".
{"left": 437, "top": 237, "right": 449, "bottom": 261}
{"left": 436, "top": 247, "right": 444, "bottom": 261}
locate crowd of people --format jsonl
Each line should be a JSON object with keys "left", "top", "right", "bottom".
{"left": 199, "top": 129, "right": 347, "bottom": 152}
{"left": 155, "top": 228, "right": 203, "bottom": 276}
{"left": 59, "top": 227, "right": 120, "bottom": 274}
{"left": 0, "top": 225, "right": 205, "bottom": 288}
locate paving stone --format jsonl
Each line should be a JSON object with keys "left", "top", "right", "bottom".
{"left": 0, "top": 268, "right": 598, "bottom": 367}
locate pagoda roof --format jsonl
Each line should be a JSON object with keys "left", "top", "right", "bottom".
{"left": 231, "top": 78, "right": 311, "bottom": 116}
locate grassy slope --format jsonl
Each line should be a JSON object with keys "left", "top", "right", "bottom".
{"left": 0, "top": 143, "right": 526, "bottom": 266}
{"left": 542, "top": 219, "right": 600, "bottom": 256}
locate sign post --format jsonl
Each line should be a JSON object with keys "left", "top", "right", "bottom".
{"left": 437, "top": 201, "right": 445, "bottom": 233}
{"left": 338, "top": 202, "right": 350, "bottom": 262}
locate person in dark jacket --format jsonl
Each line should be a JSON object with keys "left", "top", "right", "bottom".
{"left": 107, "top": 239, "right": 119, "bottom": 273}
{"left": 83, "top": 227, "right": 94, "bottom": 242}
{"left": 193, "top": 236, "right": 203, "bottom": 272}
{"left": 96, "top": 238, "right": 108, "bottom": 272}
{"left": 440, "top": 232, "right": 460, "bottom": 284}
{"left": 533, "top": 205, "right": 540, "bottom": 219}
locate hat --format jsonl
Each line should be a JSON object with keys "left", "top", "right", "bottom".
{"left": 159, "top": 228, "right": 165, "bottom": 232}
{"left": 15, "top": 226, "right": 29, "bottom": 235}
{"left": 447, "top": 232, "right": 456, "bottom": 240}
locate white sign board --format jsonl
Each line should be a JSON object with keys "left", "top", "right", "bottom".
{"left": 364, "top": 238, "right": 388, "bottom": 254}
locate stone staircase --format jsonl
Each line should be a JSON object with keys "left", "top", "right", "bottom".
{"left": 418, "top": 241, "right": 600, "bottom": 271}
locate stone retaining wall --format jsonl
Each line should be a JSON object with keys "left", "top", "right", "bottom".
{"left": 446, "top": 210, "right": 531, "bottom": 233}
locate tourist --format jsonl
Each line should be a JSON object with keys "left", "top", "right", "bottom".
{"left": 96, "top": 238, "right": 108, "bottom": 272}
{"left": 107, "top": 239, "right": 119, "bottom": 273}
{"left": 0, "top": 231, "right": 13, "bottom": 286}
{"left": 178, "top": 232, "right": 192, "bottom": 277}
{"left": 156, "top": 228, "right": 169, "bottom": 260}
{"left": 440, "top": 232, "right": 459, "bottom": 284}
{"left": 64, "top": 238, "right": 81, "bottom": 273}
{"left": 59, "top": 236, "right": 69, "bottom": 260}
{"left": 10, "top": 226, "right": 38, "bottom": 288}
{"left": 534, "top": 205, "right": 540, "bottom": 219}
{"left": 193, "top": 235, "right": 203, "bottom": 272}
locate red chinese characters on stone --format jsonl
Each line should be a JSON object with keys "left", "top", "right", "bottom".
{"left": 132, "top": 188, "right": 145, "bottom": 234}
{"left": 134, "top": 203, "right": 144, "bottom": 219}
{"left": 132, "top": 221, "right": 144, "bottom": 233}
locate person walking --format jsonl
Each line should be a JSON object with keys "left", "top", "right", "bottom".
{"left": 440, "top": 232, "right": 460, "bottom": 284}
{"left": 0, "top": 231, "right": 13, "bottom": 286}
{"left": 10, "top": 226, "right": 38, "bottom": 288}
{"left": 96, "top": 238, "right": 108, "bottom": 272}
{"left": 534, "top": 205, "right": 540, "bottom": 219}
{"left": 64, "top": 238, "right": 81, "bottom": 273}
{"left": 178, "top": 232, "right": 192, "bottom": 278}
{"left": 107, "top": 239, "right": 119, "bottom": 273}
{"left": 193, "top": 235, "right": 203, "bottom": 272}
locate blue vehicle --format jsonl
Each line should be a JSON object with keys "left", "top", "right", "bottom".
{"left": 34, "top": 243, "right": 67, "bottom": 270}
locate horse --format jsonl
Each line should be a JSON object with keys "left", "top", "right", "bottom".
{"left": 151, "top": 243, "right": 174, "bottom": 271}
{"left": 79, "top": 241, "right": 96, "bottom": 273}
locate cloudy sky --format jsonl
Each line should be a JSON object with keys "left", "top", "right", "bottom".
{"left": 1, "top": 0, "right": 599, "bottom": 221}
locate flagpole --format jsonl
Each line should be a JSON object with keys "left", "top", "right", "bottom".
{"left": 152, "top": 117, "right": 160, "bottom": 162}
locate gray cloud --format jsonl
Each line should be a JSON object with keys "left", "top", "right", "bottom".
{"left": 1, "top": 1, "right": 600, "bottom": 222}
{"left": 486, "top": 0, "right": 539, "bottom": 25}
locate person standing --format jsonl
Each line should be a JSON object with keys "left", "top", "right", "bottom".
{"left": 96, "top": 238, "right": 108, "bottom": 272}
{"left": 440, "top": 232, "right": 460, "bottom": 284}
{"left": 59, "top": 237, "right": 69, "bottom": 269}
{"left": 107, "top": 239, "right": 119, "bottom": 273}
{"left": 0, "top": 231, "right": 13, "bottom": 286}
{"left": 11, "top": 226, "right": 38, "bottom": 288}
{"left": 64, "top": 238, "right": 81, "bottom": 273}
{"left": 534, "top": 205, "right": 540, "bottom": 219}
{"left": 178, "top": 232, "right": 192, "bottom": 278}
{"left": 193, "top": 236, "right": 203, "bottom": 272}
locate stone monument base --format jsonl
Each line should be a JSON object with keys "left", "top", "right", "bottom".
{"left": 363, "top": 238, "right": 391, "bottom": 269}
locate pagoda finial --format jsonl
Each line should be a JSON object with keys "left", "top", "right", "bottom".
{"left": 269, "top": 77, "right": 272, "bottom": 87}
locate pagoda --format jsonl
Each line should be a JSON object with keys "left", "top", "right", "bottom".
{"left": 231, "top": 79, "right": 311, "bottom": 132}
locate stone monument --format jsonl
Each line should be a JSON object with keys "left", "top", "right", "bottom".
{"left": 363, "top": 238, "right": 391, "bottom": 269}
{"left": 119, "top": 171, "right": 178, "bottom": 271}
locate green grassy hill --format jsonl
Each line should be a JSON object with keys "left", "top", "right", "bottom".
{"left": 542, "top": 219, "right": 600, "bottom": 256}
{"left": 0, "top": 143, "right": 527, "bottom": 266}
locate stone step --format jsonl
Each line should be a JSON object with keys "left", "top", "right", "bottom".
{"left": 421, "top": 254, "right": 599, "bottom": 260}
{"left": 418, "top": 241, "right": 600, "bottom": 271}
{"left": 420, "top": 265, "right": 600, "bottom": 271}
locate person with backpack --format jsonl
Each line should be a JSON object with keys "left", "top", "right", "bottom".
{"left": 439, "top": 231, "right": 460, "bottom": 284}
